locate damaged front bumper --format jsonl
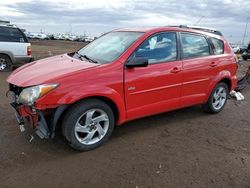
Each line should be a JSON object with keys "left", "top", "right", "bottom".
{"left": 7, "top": 88, "right": 68, "bottom": 139}
{"left": 10, "top": 102, "right": 51, "bottom": 139}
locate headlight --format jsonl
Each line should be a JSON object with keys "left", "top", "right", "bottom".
{"left": 18, "top": 84, "right": 58, "bottom": 105}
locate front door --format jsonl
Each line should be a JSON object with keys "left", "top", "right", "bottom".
{"left": 124, "top": 32, "right": 182, "bottom": 120}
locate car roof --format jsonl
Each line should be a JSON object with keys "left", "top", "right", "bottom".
{"left": 0, "top": 24, "right": 18, "bottom": 28}
{"left": 115, "top": 26, "right": 223, "bottom": 39}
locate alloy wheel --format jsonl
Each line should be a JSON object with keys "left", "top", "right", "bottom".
{"left": 74, "top": 108, "right": 109, "bottom": 145}
{"left": 212, "top": 86, "right": 227, "bottom": 110}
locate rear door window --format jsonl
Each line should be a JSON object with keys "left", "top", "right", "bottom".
{"left": 210, "top": 38, "right": 224, "bottom": 55}
{"left": 0, "top": 26, "right": 27, "bottom": 43}
{"left": 181, "top": 33, "right": 210, "bottom": 58}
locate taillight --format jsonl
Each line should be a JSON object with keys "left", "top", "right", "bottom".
{"left": 27, "top": 45, "right": 32, "bottom": 56}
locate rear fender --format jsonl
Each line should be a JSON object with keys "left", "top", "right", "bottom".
{"left": 206, "top": 70, "right": 233, "bottom": 101}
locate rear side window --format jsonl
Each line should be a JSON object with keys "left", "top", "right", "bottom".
{"left": 181, "top": 33, "right": 210, "bottom": 58}
{"left": 0, "top": 26, "right": 27, "bottom": 43}
{"left": 210, "top": 38, "right": 224, "bottom": 55}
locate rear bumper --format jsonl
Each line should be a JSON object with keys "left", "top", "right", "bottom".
{"left": 14, "top": 56, "right": 34, "bottom": 66}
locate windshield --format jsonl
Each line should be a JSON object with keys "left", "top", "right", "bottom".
{"left": 78, "top": 31, "right": 143, "bottom": 64}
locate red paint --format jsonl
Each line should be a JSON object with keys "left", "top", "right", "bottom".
{"left": 7, "top": 27, "right": 238, "bottom": 125}
{"left": 18, "top": 105, "right": 38, "bottom": 127}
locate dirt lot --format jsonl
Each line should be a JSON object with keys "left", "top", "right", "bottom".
{"left": 31, "top": 39, "right": 88, "bottom": 60}
{"left": 0, "top": 40, "right": 250, "bottom": 188}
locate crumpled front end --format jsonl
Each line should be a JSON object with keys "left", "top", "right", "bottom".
{"left": 7, "top": 84, "right": 66, "bottom": 139}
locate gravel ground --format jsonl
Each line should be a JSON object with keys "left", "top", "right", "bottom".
{"left": 0, "top": 41, "right": 250, "bottom": 187}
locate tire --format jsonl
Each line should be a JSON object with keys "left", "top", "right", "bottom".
{"left": 62, "top": 99, "right": 115, "bottom": 151}
{"left": 242, "top": 57, "right": 247, "bottom": 61}
{"left": 0, "top": 54, "right": 13, "bottom": 72}
{"left": 202, "top": 82, "right": 229, "bottom": 114}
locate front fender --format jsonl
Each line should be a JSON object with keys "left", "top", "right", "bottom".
{"left": 36, "top": 86, "right": 126, "bottom": 125}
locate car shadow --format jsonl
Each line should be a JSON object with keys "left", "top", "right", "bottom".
{"left": 43, "top": 105, "right": 207, "bottom": 153}
{"left": 111, "top": 105, "right": 205, "bottom": 139}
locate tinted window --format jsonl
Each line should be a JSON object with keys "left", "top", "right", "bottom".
{"left": 0, "top": 26, "right": 27, "bottom": 43}
{"left": 181, "top": 33, "right": 210, "bottom": 58}
{"left": 210, "top": 38, "right": 224, "bottom": 55}
{"left": 134, "top": 32, "right": 177, "bottom": 64}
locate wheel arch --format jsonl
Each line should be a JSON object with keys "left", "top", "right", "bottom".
{"left": 219, "top": 77, "right": 232, "bottom": 91}
{"left": 51, "top": 95, "right": 124, "bottom": 138}
{"left": 0, "top": 51, "right": 15, "bottom": 63}
{"left": 206, "top": 70, "right": 233, "bottom": 102}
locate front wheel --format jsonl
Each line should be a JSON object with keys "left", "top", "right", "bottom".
{"left": 62, "top": 99, "right": 115, "bottom": 151}
{"left": 202, "top": 82, "right": 229, "bottom": 114}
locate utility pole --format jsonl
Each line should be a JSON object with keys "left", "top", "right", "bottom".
{"left": 242, "top": 17, "right": 250, "bottom": 46}
{"left": 194, "top": 16, "right": 205, "bottom": 26}
{"left": 69, "top": 23, "right": 72, "bottom": 34}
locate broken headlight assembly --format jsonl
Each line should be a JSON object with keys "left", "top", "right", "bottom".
{"left": 18, "top": 84, "right": 59, "bottom": 105}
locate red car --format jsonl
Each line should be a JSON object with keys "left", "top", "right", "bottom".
{"left": 7, "top": 26, "right": 237, "bottom": 151}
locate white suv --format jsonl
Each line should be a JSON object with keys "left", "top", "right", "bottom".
{"left": 0, "top": 23, "right": 33, "bottom": 72}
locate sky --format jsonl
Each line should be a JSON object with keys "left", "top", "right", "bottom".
{"left": 0, "top": 0, "right": 250, "bottom": 44}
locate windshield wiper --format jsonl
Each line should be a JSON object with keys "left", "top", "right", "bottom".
{"left": 75, "top": 52, "right": 99, "bottom": 64}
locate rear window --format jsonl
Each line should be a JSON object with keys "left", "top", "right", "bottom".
{"left": 0, "top": 26, "right": 28, "bottom": 43}
{"left": 181, "top": 33, "right": 210, "bottom": 58}
{"left": 210, "top": 38, "right": 224, "bottom": 55}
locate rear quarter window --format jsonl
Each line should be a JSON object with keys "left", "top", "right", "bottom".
{"left": 0, "top": 26, "right": 28, "bottom": 43}
{"left": 209, "top": 38, "right": 224, "bottom": 55}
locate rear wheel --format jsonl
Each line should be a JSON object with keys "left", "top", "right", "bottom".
{"left": 0, "top": 54, "right": 13, "bottom": 72}
{"left": 202, "top": 82, "right": 228, "bottom": 114}
{"left": 62, "top": 99, "right": 115, "bottom": 151}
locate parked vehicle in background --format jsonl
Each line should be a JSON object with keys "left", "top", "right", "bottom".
{"left": 0, "top": 23, "right": 33, "bottom": 72}
{"left": 25, "top": 32, "right": 48, "bottom": 40}
{"left": 239, "top": 45, "right": 248, "bottom": 53}
{"left": 242, "top": 51, "right": 250, "bottom": 60}
{"left": 230, "top": 44, "right": 248, "bottom": 54}
{"left": 232, "top": 46, "right": 240, "bottom": 53}
{"left": 7, "top": 26, "right": 237, "bottom": 151}
{"left": 242, "top": 43, "right": 250, "bottom": 60}
{"left": 84, "top": 37, "right": 94, "bottom": 43}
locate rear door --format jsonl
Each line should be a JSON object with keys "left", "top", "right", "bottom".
{"left": 124, "top": 32, "right": 183, "bottom": 120}
{"left": 180, "top": 32, "right": 221, "bottom": 107}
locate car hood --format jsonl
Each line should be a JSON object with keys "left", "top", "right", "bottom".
{"left": 7, "top": 54, "right": 99, "bottom": 87}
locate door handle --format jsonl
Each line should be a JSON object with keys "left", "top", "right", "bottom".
{"left": 209, "top": 62, "right": 217, "bottom": 67}
{"left": 170, "top": 67, "right": 181, "bottom": 73}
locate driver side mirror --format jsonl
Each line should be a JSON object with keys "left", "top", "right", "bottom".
{"left": 126, "top": 57, "right": 148, "bottom": 68}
